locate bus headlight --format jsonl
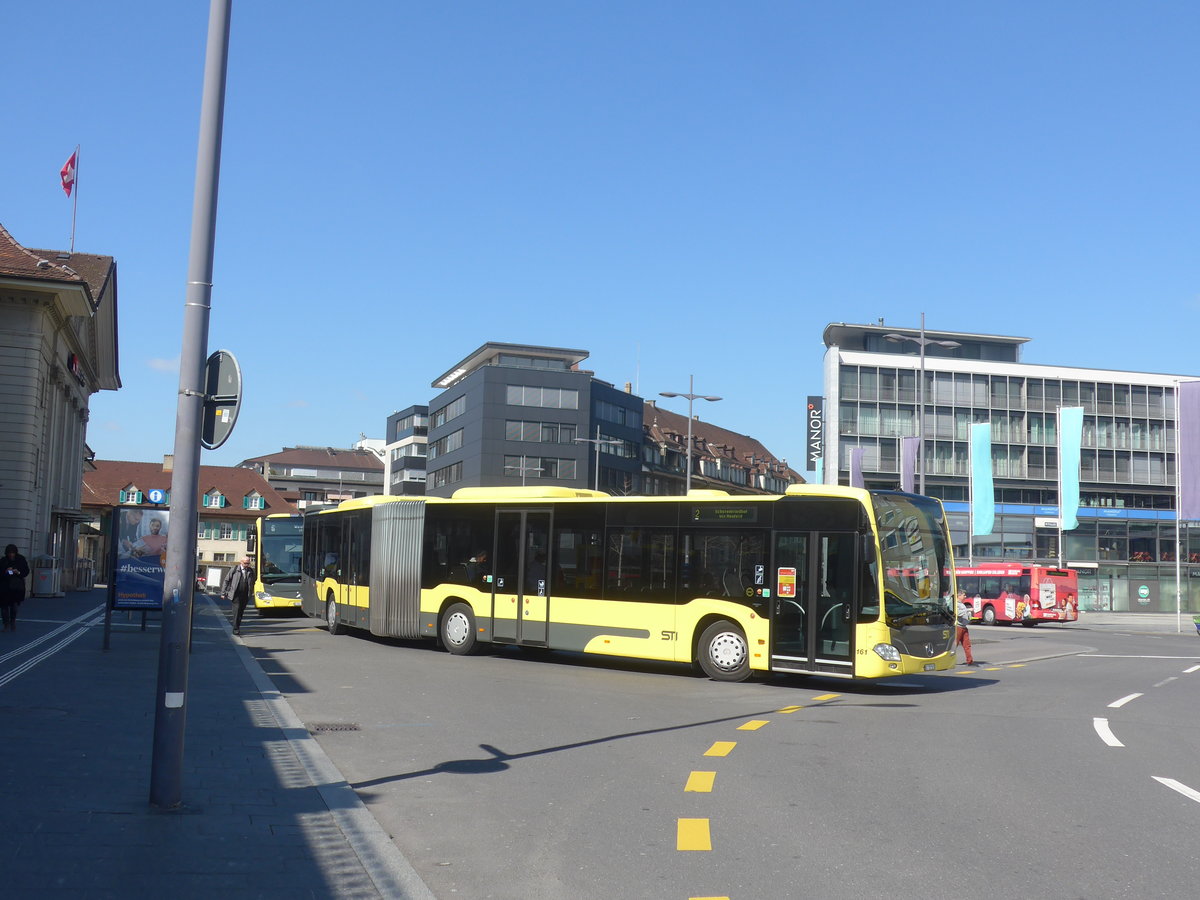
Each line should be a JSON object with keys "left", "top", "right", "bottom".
{"left": 255, "top": 592, "right": 271, "bottom": 603}
{"left": 872, "top": 643, "right": 902, "bottom": 662}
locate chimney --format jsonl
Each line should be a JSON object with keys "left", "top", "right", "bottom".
{"left": 163, "top": 454, "right": 174, "bottom": 472}
{"left": 624, "top": 381, "right": 632, "bottom": 393}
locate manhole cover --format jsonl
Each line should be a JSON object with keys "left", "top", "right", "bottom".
{"left": 309, "top": 722, "right": 361, "bottom": 733}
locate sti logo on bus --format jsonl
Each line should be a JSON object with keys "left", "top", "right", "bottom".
{"left": 806, "top": 396, "right": 824, "bottom": 465}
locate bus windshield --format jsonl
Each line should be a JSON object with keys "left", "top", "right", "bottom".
{"left": 260, "top": 517, "right": 303, "bottom": 585}
{"left": 871, "top": 493, "right": 954, "bottom": 623}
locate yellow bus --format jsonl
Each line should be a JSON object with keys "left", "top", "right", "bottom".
{"left": 299, "top": 485, "right": 958, "bottom": 681}
{"left": 247, "top": 513, "right": 304, "bottom": 612}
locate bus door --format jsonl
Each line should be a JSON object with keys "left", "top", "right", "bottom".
{"left": 340, "top": 509, "right": 371, "bottom": 629}
{"left": 771, "top": 531, "right": 855, "bottom": 672}
{"left": 490, "top": 510, "right": 551, "bottom": 645}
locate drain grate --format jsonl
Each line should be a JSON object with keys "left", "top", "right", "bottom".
{"left": 309, "top": 722, "right": 361, "bottom": 734}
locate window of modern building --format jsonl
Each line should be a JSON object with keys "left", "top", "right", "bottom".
{"left": 429, "top": 462, "right": 463, "bottom": 490}
{"left": 431, "top": 395, "right": 467, "bottom": 428}
{"left": 502, "top": 456, "right": 577, "bottom": 480}
{"left": 504, "top": 420, "right": 578, "bottom": 443}
{"left": 428, "top": 428, "right": 464, "bottom": 460}
{"left": 505, "top": 385, "right": 579, "bottom": 409}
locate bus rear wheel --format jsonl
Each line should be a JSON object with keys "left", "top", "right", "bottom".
{"left": 440, "top": 602, "right": 479, "bottom": 655}
{"left": 982, "top": 605, "right": 996, "bottom": 626}
{"left": 697, "top": 620, "right": 750, "bottom": 682}
{"left": 326, "top": 596, "right": 343, "bottom": 635}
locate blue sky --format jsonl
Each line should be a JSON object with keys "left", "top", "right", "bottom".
{"left": 6, "top": 2, "right": 1199, "bottom": 475}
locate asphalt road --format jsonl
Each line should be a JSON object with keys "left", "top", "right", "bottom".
{"left": 241, "top": 612, "right": 1200, "bottom": 900}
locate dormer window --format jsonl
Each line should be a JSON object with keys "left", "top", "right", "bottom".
{"left": 119, "top": 485, "right": 143, "bottom": 504}
{"left": 243, "top": 493, "right": 264, "bottom": 510}
{"left": 203, "top": 491, "right": 226, "bottom": 508}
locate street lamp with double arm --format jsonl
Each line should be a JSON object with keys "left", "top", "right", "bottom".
{"left": 659, "top": 375, "right": 722, "bottom": 494}
{"left": 883, "top": 314, "right": 961, "bottom": 495}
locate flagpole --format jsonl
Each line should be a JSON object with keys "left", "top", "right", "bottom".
{"left": 69, "top": 144, "right": 79, "bottom": 253}
{"left": 968, "top": 429, "right": 974, "bottom": 565}
{"left": 1175, "top": 382, "right": 1182, "bottom": 633}
{"left": 1056, "top": 406, "right": 1065, "bottom": 569}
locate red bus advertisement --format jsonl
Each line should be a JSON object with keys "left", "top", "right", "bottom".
{"left": 954, "top": 564, "right": 1079, "bottom": 627}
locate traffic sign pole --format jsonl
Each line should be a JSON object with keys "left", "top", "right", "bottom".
{"left": 150, "top": 0, "right": 232, "bottom": 811}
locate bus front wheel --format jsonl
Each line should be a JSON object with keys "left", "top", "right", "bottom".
{"left": 440, "top": 602, "right": 479, "bottom": 655}
{"left": 982, "top": 605, "right": 996, "bottom": 626}
{"left": 326, "top": 596, "right": 343, "bottom": 635}
{"left": 697, "top": 620, "right": 750, "bottom": 682}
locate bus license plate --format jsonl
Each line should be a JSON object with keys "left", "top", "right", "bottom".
{"left": 923, "top": 663, "right": 936, "bottom": 671}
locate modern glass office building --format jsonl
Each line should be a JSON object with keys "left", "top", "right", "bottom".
{"left": 821, "top": 322, "right": 1198, "bottom": 614}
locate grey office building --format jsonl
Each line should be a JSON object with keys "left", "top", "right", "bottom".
{"left": 822, "top": 322, "right": 1198, "bottom": 615}
{"left": 424, "top": 343, "right": 643, "bottom": 497}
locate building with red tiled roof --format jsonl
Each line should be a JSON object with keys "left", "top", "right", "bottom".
{"left": 642, "top": 402, "right": 802, "bottom": 495}
{"left": 240, "top": 445, "right": 385, "bottom": 509}
{"left": 0, "top": 222, "right": 119, "bottom": 591}
{"left": 82, "top": 457, "right": 295, "bottom": 585}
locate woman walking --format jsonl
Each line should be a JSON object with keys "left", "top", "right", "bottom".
{"left": 1, "top": 544, "right": 30, "bottom": 631}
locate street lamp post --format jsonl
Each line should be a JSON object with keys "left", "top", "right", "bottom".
{"left": 884, "top": 314, "right": 961, "bottom": 495}
{"left": 575, "top": 425, "right": 623, "bottom": 492}
{"left": 504, "top": 455, "right": 543, "bottom": 485}
{"left": 660, "top": 375, "right": 722, "bottom": 494}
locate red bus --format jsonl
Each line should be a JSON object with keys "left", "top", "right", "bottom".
{"left": 954, "top": 564, "right": 1079, "bottom": 627}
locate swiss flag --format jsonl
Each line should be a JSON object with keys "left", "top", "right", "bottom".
{"left": 60, "top": 150, "right": 77, "bottom": 197}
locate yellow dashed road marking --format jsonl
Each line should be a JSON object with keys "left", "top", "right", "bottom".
{"left": 738, "top": 719, "right": 769, "bottom": 731}
{"left": 983, "top": 666, "right": 1003, "bottom": 671}
{"left": 776, "top": 705, "right": 804, "bottom": 713}
{"left": 704, "top": 741, "right": 736, "bottom": 757}
{"left": 812, "top": 693, "right": 840, "bottom": 701}
{"left": 690, "top": 896, "right": 730, "bottom": 899}
{"left": 677, "top": 818, "right": 712, "bottom": 851}
{"left": 1007, "top": 663, "right": 1026, "bottom": 668}
{"left": 685, "top": 771, "right": 716, "bottom": 792}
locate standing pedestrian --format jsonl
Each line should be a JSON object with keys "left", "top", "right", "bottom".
{"left": 1, "top": 544, "right": 30, "bottom": 632}
{"left": 956, "top": 587, "right": 977, "bottom": 666}
{"left": 221, "top": 555, "right": 256, "bottom": 636}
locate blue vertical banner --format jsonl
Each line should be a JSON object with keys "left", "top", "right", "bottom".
{"left": 970, "top": 423, "right": 994, "bottom": 536}
{"left": 1177, "top": 382, "right": 1200, "bottom": 520}
{"left": 1059, "top": 406, "right": 1084, "bottom": 531}
{"left": 849, "top": 446, "right": 865, "bottom": 488}
{"left": 899, "top": 436, "right": 919, "bottom": 493}
{"left": 814, "top": 458, "right": 824, "bottom": 485}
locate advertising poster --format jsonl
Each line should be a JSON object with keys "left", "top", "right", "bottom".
{"left": 111, "top": 507, "right": 170, "bottom": 610}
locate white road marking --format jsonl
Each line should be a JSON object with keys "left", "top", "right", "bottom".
{"left": 1093, "top": 718, "right": 1124, "bottom": 748}
{"left": 1080, "top": 655, "right": 1200, "bottom": 660}
{"left": 0, "top": 604, "right": 105, "bottom": 664}
{"left": 1184, "top": 664, "right": 1200, "bottom": 674}
{"left": 1107, "top": 693, "right": 1142, "bottom": 708}
{"left": 1152, "top": 777, "right": 1200, "bottom": 804}
{"left": 1153, "top": 677, "right": 1178, "bottom": 688}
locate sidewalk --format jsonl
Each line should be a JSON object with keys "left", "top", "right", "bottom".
{"left": 0, "top": 588, "right": 433, "bottom": 900}
{"left": 1072, "top": 610, "right": 1200, "bottom": 634}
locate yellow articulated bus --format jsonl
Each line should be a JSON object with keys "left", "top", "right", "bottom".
{"left": 247, "top": 513, "right": 305, "bottom": 613}
{"left": 299, "top": 485, "right": 958, "bottom": 681}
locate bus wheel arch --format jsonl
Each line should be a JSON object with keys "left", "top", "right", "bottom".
{"left": 326, "top": 592, "right": 343, "bottom": 635}
{"left": 695, "top": 618, "right": 751, "bottom": 682}
{"left": 981, "top": 605, "right": 997, "bottom": 626}
{"left": 440, "top": 600, "right": 480, "bottom": 656}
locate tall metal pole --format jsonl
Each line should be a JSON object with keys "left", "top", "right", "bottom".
{"left": 149, "top": 0, "right": 231, "bottom": 810}
{"left": 660, "top": 375, "right": 722, "bottom": 496}
{"left": 685, "top": 378, "right": 695, "bottom": 493}
{"left": 918, "top": 313, "right": 927, "bottom": 495}
{"left": 594, "top": 427, "right": 602, "bottom": 491}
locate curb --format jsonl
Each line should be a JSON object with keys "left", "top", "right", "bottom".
{"left": 209, "top": 595, "right": 436, "bottom": 900}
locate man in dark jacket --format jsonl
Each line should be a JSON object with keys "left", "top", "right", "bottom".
{"left": 221, "top": 555, "right": 256, "bottom": 636}
{"left": 1, "top": 544, "right": 30, "bottom": 631}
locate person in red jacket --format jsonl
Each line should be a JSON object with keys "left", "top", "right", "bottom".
{"left": 956, "top": 588, "right": 977, "bottom": 665}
